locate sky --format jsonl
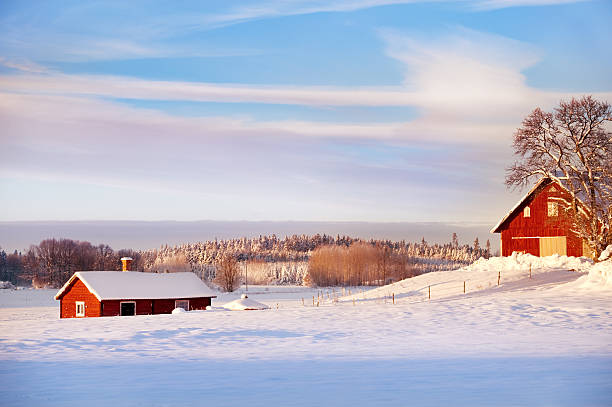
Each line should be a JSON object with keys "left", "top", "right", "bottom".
{"left": 1, "top": 0, "right": 611, "bottom": 228}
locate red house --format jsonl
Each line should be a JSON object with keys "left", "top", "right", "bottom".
{"left": 491, "top": 177, "right": 593, "bottom": 258}
{"left": 55, "top": 271, "right": 217, "bottom": 318}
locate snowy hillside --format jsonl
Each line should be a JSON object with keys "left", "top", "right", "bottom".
{"left": 343, "top": 253, "right": 603, "bottom": 303}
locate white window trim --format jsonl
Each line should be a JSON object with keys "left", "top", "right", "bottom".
{"left": 75, "top": 301, "right": 85, "bottom": 317}
{"left": 175, "top": 299, "right": 190, "bottom": 311}
{"left": 523, "top": 206, "right": 530, "bottom": 218}
{"left": 120, "top": 301, "right": 137, "bottom": 316}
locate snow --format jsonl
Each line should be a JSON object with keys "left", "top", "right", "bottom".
{"left": 573, "top": 259, "right": 612, "bottom": 289}
{"left": 54, "top": 271, "right": 217, "bottom": 300}
{"left": 222, "top": 294, "right": 270, "bottom": 310}
{"left": 599, "top": 244, "right": 612, "bottom": 261}
{"left": 1, "top": 257, "right": 611, "bottom": 406}
{"left": 345, "top": 252, "right": 594, "bottom": 303}
{"left": 171, "top": 307, "right": 186, "bottom": 314}
{"left": 0, "top": 281, "right": 15, "bottom": 289}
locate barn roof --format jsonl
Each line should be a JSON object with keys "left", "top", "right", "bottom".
{"left": 490, "top": 178, "right": 553, "bottom": 234}
{"left": 55, "top": 271, "right": 217, "bottom": 301}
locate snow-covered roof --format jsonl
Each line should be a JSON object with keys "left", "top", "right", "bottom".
{"left": 55, "top": 271, "right": 217, "bottom": 301}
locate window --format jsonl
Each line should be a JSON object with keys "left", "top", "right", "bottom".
{"left": 548, "top": 201, "right": 558, "bottom": 217}
{"left": 175, "top": 300, "right": 189, "bottom": 311}
{"left": 523, "top": 206, "right": 530, "bottom": 218}
{"left": 75, "top": 301, "right": 85, "bottom": 317}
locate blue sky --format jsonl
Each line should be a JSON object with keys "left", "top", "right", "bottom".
{"left": 1, "top": 0, "right": 611, "bottom": 225}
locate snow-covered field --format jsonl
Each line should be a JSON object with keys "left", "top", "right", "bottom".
{"left": 1, "top": 254, "right": 611, "bottom": 406}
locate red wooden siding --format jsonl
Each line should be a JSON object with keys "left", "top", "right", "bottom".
{"left": 499, "top": 182, "right": 584, "bottom": 257}
{"left": 101, "top": 297, "right": 211, "bottom": 316}
{"left": 58, "top": 278, "right": 101, "bottom": 318}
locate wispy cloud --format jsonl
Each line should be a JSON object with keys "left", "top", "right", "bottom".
{"left": 0, "top": 1, "right": 587, "bottom": 63}
{"left": 472, "top": 0, "right": 588, "bottom": 10}
{"left": 0, "top": 74, "right": 412, "bottom": 107}
{"left": 0, "top": 57, "right": 48, "bottom": 74}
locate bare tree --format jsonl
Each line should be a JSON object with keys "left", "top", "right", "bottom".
{"left": 214, "top": 254, "right": 240, "bottom": 292}
{"left": 506, "top": 96, "right": 612, "bottom": 257}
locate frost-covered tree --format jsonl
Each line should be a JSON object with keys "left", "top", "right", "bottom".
{"left": 506, "top": 96, "right": 612, "bottom": 257}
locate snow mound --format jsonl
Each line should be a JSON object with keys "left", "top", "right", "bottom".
{"left": 222, "top": 295, "right": 269, "bottom": 311}
{"left": 0, "top": 281, "right": 15, "bottom": 289}
{"left": 575, "top": 260, "right": 612, "bottom": 289}
{"left": 171, "top": 307, "right": 186, "bottom": 314}
{"left": 467, "top": 252, "right": 593, "bottom": 273}
{"left": 599, "top": 245, "right": 612, "bottom": 261}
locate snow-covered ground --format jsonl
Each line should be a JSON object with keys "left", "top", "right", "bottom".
{"left": 1, "top": 255, "right": 611, "bottom": 406}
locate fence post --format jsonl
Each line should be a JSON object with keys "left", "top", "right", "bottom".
{"left": 428, "top": 285, "right": 431, "bottom": 300}
{"left": 498, "top": 271, "right": 501, "bottom": 286}
{"left": 529, "top": 265, "right": 532, "bottom": 279}
{"left": 313, "top": 296, "right": 315, "bottom": 306}
{"left": 392, "top": 293, "right": 395, "bottom": 305}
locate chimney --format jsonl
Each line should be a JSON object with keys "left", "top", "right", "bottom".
{"left": 121, "top": 257, "right": 133, "bottom": 272}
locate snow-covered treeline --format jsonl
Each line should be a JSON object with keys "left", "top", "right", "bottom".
{"left": 1, "top": 234, "right": 490, "bottom": 288}
{"left": 144, "top": 234, "right": 490, "bottom": 285}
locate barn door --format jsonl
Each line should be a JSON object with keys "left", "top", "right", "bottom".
{"left": 120, "top": 302, "right": 136, "bottom": 316}
{"left": 539, "top": 236, "right": 567, "bottom": 256}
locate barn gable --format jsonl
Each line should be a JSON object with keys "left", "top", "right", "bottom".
{"left": 491, "top": 177, "right": 591, "bottom": 258}
{"left": 491, "top": 178, "right": 562, "bottom": 233}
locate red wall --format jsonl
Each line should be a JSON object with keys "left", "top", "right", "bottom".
{"left": 58, "top": 278, "right": 101, "bottom": 318}
{"left": 500, "top": 182, "right": 583, "bottom": 257}
{"left": 101, "top": 297, "right": 212, "bottom": 316}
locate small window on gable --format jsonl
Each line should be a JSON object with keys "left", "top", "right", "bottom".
{"left": 523, "top": 206, "right": 530, "bottom": 218}
{"left": 548, "top": 201, "right": 558, "bottom": 217}
{"left": 175, "top": 300, "right": 189, "bottom": 311}
{"left": 76, "top": 301, "right": 85, "bottom": 317}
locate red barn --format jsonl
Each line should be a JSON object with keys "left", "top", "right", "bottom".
{"left": 55, "top": 271, "right": 217, "bottom": 318}
{"left": 491, "top": 177, "right": 593, "bottom": 258}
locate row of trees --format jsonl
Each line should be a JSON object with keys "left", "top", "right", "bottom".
{"left": 308, "top": 243, "right": 421, "bottom": 287}
{"left": 0, "top": 240, "right": 144, "bottom": 288}
{"left": 1, "top": 232, "right": 489, "bottom": 289}
{"left": 146, "top": 233, "right": 491, "bottom": 285}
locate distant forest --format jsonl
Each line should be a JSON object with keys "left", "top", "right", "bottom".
{"left": 0, "top": 233, "right": 493, "bottom": 288}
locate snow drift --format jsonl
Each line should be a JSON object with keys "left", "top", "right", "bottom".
{"left": 575, "top": 259, "right": 612, "bottom": 289}
{"left": 222, "top": 294, "right": 269, "bottom": 311}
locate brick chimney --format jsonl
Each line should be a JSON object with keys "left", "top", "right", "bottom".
{"left": 121, "top": 257, "right": 133, "bottom": 272}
